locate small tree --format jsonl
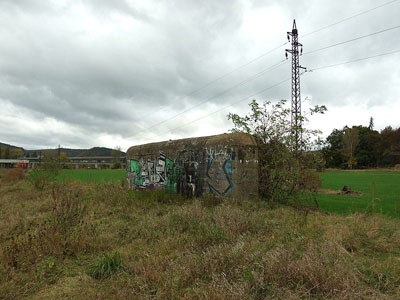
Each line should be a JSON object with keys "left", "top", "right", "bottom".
{"left": 59, "top": 152, "right": 70, "bottom": 169}
{"left": 228, "top": 99, "right": 326, "bottom": 207}
{"left": 368, "top": 116, "right": 374, "bottom": 130}
{"left": 28, "top": 157, "right": 61, "bottom": 190}
{"left": 342, "top": 126, "right": 359, "bottom": 169}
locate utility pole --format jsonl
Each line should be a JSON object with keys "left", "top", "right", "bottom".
{"left": 285, "top": 19, "right": 306, "bottom": 151}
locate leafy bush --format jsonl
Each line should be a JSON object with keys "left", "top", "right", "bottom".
{"left": 28, "top": 158, "right": 61, "bottom": 190}
{"left": 228, "top": 99, "right": 326, "bottom": 207}
{"left": 111, "top": 162, "right": 121, "bottom": 169}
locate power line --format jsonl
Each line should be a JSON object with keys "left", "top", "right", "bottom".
{"left": 301, "top": 0, "right": 400, "bottom": 38}
{"left": 145, "top": 48, "right": 400, "bottom": 141}
{"left": 308, "top": 49, "right": 400, "bottom": 71}
{"left": 303, "top": 24, "right": 400, "bottom": 56}
{"left": 184, "top": 0, "right": 399, "bottom": 100}
{"left": 140, "top": 60, "right": 287, "bottom": 133}
{"left": 157, "top": 77, "right": 293, "bottom": 138}
{"left": 164, "top": 49, "right": 400, "bottom": 137}
{"left": 127, "top": 1, "right": 399, "bottom": 141}
{"left": 183, "top": 42, "right": 289, "bottom": 97}
{"left": 178, "top": 0, "right": 399, "bottom": 102}
{"left": 159, "top": 48, "right": 400, "bottom": 139}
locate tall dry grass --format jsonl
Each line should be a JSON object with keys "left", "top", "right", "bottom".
{"left": 0, "top": 172, "right": 399, "bottom": 299}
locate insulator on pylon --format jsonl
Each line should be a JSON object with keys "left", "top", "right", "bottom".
{"left": 285, "top": 52, "right": 288, "bottom": 59}
{"left": 300, "top": 47, "right": 303, "bottom": 55}
{"left": 287, "top": 34, "right": 290, "bottom": 41}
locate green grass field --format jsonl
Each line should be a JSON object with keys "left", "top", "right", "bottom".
{"left": 58, "top": 169, "right": 125, "bottom": 183}
{"left": 55, "top": 169, "right": 400, "bottom": 218}
{"left": 317, "top": 169, "right": 400, "bottom": 218}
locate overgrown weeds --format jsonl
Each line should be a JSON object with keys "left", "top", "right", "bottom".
{"left": 27, "top": 158, "right": 62, "bottom": 190}
{"left": 0, "top": 182, "right": 97, "bottom": 275}
{"left": 50, "top": 184, "right": 87, "bottom": 235}
{"left": 0, "top": 177, "right": 399, "bottom": 300}
{"left": 5, "top": 168, "right": 26, "bottom": 182}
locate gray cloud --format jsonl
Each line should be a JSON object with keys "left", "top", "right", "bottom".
{"left": 0, "top": 0, "right": 399, "bottom": 150}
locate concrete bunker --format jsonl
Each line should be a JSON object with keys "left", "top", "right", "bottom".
{"left": 126, "top": 132, "right": 258, "bottom": 198}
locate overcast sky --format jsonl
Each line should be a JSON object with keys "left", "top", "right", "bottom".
{"left": 1, "top": 0, "right": 399, "bottom": 151}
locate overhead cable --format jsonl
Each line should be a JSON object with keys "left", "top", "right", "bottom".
{"left": 128, "top": 1, "right": 399, "bottom": 140}
{"left": 303, "top": 24, "right": 400, "bottom": 56}
{"left": 301, "top": 0, "right": 399, "bottom": 38}
{"left": 308, "top": 49, "right": 400, "bottom": 71}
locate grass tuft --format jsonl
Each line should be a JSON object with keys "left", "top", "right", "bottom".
{"left": 88, "top": 252, "right": 123, "bottom": 279}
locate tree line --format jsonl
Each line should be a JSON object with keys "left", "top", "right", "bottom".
{"left": 0, "top": 146, "right": 23, "bottom": 159}
{"left": 322, "top": 118, "right": 400, "bottom": 168}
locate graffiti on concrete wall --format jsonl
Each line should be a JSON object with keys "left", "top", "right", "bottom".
{"left": 174, "top": 149, "right": 199, "bottom": 197}
{"left": 127, "top": 150, "right": 200, "bottom": 197}
{"left": 205, "top": 148, "right": 235, "bottom": 196}
{"left": 127, "top": 147, "right": 237, "bottom": 197}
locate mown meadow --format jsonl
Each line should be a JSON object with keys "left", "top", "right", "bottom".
{"left": 0, "top": 168, "right": 399, "bottom": 300}
{"left": 317, "top": 169, "right": 400, "bottom": 218}
{"left": 57, "top": 169, "right": 125, "bottom": 183}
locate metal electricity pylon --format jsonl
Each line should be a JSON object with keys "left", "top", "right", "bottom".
{"left": 285, "top": 19, "right": 306, "bottom": 151}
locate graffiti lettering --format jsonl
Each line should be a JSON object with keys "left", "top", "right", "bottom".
{"left": 127, "top": 150, "right": 199, "bottom": 197}
{"left": 127, "top": 147, "right": 238, "bottom": 197}
{"left": 205, "top": 147, "right": 235, "bottom": 195}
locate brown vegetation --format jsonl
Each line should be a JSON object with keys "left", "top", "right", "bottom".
{"left": 0, "top": 173, "right": 399, "bottom": 299}
{"left": 3, "top": 168, "right": 26, "bottom": 182}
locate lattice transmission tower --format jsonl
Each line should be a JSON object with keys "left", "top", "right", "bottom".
{"left": 285, "top": 20, "right": 306, "bottom": 150}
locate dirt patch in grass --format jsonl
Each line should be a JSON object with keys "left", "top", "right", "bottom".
{"left": 318, "top": 188, "right": 363, "bottom": 196}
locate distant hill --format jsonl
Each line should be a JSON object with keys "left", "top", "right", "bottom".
{"left": 75, "top": 147, "right": 126, "bottom": 157}
{"left": 0, "top": 142, "right": 125, "bottom": 158}
{"left": 25, "top": 147, "right": 126, "bottom": 158}
{"left": 0, "top": 142, "right": 24, "bottom": 150}
{"left": 0, "top": 142, "right": 24, "bottom": 159}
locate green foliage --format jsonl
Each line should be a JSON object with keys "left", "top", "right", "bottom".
{"left": 323, "top": 128, "right": 346, "bottom": 168}
{"left": 342, "top": 126, "right": 359, "bottom": 168}
{"left": 111, "top": 146, "right": 122, "bottom": 169}
{"left": 228, "top": 99, "right": 325, "bottom": 206}
{"left": 88, "top": 252, "right": 123, "bottom": 279}
{"left": 0, "top": 146, "right": 22, "bottom": 159}
{"left": 111, "top": 162, "right": 121, "bottom": 169}
{"left": 323, "top": 124, "right": 400, "bottom": 168}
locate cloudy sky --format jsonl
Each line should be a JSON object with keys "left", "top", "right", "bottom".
{"left": 1, "top": 0, "right": 399, "bottom": 151}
